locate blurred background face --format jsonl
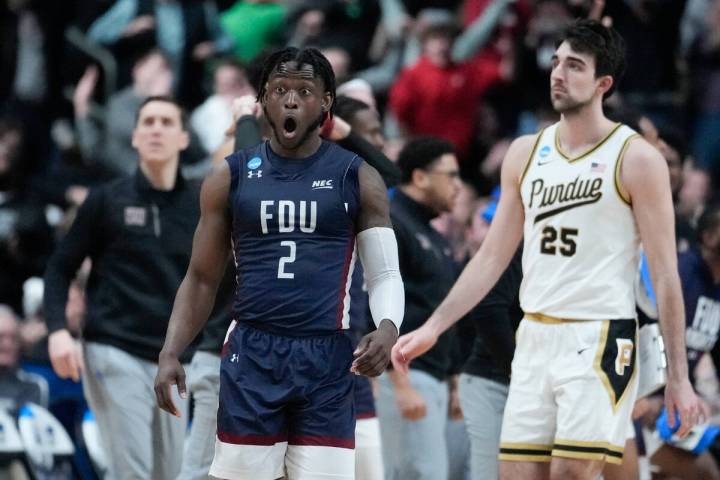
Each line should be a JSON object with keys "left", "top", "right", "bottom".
{"left": 321, "top": 47, "right": 351, "bottom": 84}
{"left": 423, "top": 33, "right": 453, "bottom": 68}
{"left": 133, "top": 53, "right": 173, "bottom": 97}
{"left": 132, "top": 100, "right": 189, "bottom": 164}
{"left": 420, "top": 153, "right": 461, "bottom": 213}
{"left": 678, "top": 169, "right": 711, "bottom": 220}
{"left": 214, "top": 65, "right": 254, "bottom": 101}
{"left": 0, "top": 309, "right": 19, "bottom": 369}
{"left": 349, "top": 108, "right": 385, "bottom": 151}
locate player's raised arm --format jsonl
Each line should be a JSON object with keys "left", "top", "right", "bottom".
{"left": 391, "top": 134, "right": 534, "bottom": 373}
{"left": 621, "top": 137, "right": 703, "bottom": 437}
{"left": 155, "top": 162, "right": 232, "bottom": 416}
{"left": 352, "top": 161, "right": 404, "bottom": 377}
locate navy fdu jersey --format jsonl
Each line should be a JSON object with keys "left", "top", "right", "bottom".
{"left": 680, "top": 247, "right": 720, "bottom": 380}
{"left": 226, "top": 141, "right": 362, "bottom": 335}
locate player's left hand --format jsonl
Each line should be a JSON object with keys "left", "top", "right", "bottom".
{"left": 664, "top": 376, "right": 705, "bottom": 437}
{"left": 352, "top": 319, "right": 398, "bottom": 377}
{"left": 155, "top": 351, "right": 187, "bottom": 418}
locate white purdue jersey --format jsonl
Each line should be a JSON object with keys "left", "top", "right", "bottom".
{"left": 519, "top": 122, "right": 641, "bottom": 320}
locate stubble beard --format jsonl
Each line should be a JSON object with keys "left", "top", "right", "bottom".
{"left": 551, "top": 92, "right": 593, "bottom": 116}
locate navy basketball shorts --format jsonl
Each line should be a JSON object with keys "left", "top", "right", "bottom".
{"left": 210, "top": 321, "right": 356, "bottom": 480}
{"left": 354, "top": 375, "right": 376, "bottom": 420}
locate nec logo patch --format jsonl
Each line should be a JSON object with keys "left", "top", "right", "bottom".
{"left": 312, "top": 179, "right": 333, "bottom": 190}
{"left": 124, "top": 207, "right": 147, "bottom": 226}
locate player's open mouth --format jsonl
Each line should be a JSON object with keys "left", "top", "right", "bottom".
{"left": 282, "top": 117, "right": 298, "bottom": 139}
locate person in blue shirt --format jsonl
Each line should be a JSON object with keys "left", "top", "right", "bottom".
{"left": 154, "top": 47, "right": 404, "bottom": 480}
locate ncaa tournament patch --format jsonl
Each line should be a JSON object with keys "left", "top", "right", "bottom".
{"left": 247, "top": 157, "right": 262, "bottom": 170}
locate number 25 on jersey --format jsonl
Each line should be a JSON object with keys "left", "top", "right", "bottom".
{"left": 540, "top": 226, "right": 578, "bottom": 256}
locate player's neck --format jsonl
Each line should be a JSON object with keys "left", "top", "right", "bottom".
{"left": 139, "top": 158, "right": 178, "bottom": 191}
{"left": 269, "top": 134, "right": 323, "bottom": 159}
{"left": 557, "top": 106, "right": 615, "bottom": 156}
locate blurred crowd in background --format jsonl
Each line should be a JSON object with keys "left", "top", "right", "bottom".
{"left": 1, "top": 0, "right": 720, "bottom": 478}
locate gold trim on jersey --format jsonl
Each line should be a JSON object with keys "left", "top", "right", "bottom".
{"left": 519, "top": 129, "right": 545, "bottom": 186}
{"left": 552, "top": 439, "right": 625, "bottom": 465}
{"left": 554, "top": 123, "right": 623, "bottom": 163}
{"left": 500, "top": 442, "right": 554, "bottom": 451}
{"left": 499, "top": 442, "right": 552, "bottom": 462}
{"left": 614, "top": 134, "right": 639, "bottom": 206}
{"left": 525, "top": 312, "right": 584, "bottom": 324}
{"left": 592, "top": 321, "right": 639, "bottom": 413}
{"left": 553, "top": 439, "right": 624, "bottom": 454}
{"left": 551, "top": 449, "right": 624, "bottom": 465}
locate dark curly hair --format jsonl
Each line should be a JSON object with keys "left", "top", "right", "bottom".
{"left": 397, "top": 136, "right": 456, "bottom": 184}
{"left": 557, "top": 19, "right": 626, "bottom": 99}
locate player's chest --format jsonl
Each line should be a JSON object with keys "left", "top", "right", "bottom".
{"left": 233, "top": 177, "right": 352, "bottom": 237}
{"left": 521, "top": 158, "right": 614, "bottom": 219}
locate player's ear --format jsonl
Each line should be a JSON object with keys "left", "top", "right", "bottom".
{"left": 598, "top": 75, "right": 613, "bottom": 97}
{"left": 321, "top": 93, "right": 333, "bottom": 112}
{"left": 411, "top": 168, "right": 430, "bottom": 188}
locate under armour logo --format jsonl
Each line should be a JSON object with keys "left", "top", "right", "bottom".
{"left": 230, "top": 354, "right": 239, "bottom": 363}
{"left": 248, "top": 170, "right": 263, "bottom": 179}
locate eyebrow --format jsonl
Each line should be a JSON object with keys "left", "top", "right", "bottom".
{"left": 142, "top": 114, "right": 176, "bottom": 122}
{"left": 551, "top": 54, "right": 588, "bottom": 66}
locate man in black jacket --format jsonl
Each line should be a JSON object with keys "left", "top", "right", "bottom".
{"left": 376, "top": 137, "right": 462, "bottom": 480}
{"left": 43, "top": 96, "right": 196, "bottom": 480}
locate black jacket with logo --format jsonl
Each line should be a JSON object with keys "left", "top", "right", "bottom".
{"left": 44, "top": 169, "right": 200, "bottom": 363}
{"left": 391, "top": 189, "right": 458, "bottom": 380}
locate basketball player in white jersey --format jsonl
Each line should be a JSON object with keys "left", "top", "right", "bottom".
{"left": 391, "top": 19, "right": 703, "bottom": 480}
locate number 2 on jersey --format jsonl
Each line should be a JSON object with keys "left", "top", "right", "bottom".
{"left": 540, "top": 226, "right": 578, "bottom": 256}
{"left": 278, "top": 240, "right": 296, "bottom": 279}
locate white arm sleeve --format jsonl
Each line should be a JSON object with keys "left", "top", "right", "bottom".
{"left": 356, "top": 227, "right": 405, "bottom": 332}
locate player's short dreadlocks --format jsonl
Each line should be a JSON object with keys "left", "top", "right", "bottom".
{"left": 256, "top": 47, "right": 336, "bottom": 118}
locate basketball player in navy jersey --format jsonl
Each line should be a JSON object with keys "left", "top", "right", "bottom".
{"left": 154, "top": 47, "right": 404, "bottom": 480}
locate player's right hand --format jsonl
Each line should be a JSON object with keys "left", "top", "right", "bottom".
{"left": 664, "top": 376, "right": 705, "bottom": 438}
{"left": 395, "top": 385, "right": 427, "bottom": 421}
{"left": 48, "top": 329, "right": 84, "bottom": 382}
{"left": 391, "top": 325, "right": 438, "bottom": 375}
{"left": 155, "top": 352, "right": 187, "bottom": 418}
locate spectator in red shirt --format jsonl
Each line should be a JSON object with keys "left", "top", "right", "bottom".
{"left": 389, "top": 18, "right": 503, "bottom": 161}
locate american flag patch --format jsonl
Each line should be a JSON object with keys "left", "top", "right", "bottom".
{"left": 591, "top": 162, "right": 606, "bottom": 173}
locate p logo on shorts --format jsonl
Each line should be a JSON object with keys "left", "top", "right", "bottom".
{"left": 615, "top": 338, "right": 634, "bottom": 376}
{"left": 595, "top": 319, "right": 637, "bottom": 411}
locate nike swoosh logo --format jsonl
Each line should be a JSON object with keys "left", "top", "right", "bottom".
{"left": 537, "top": 158, "right": 554, "bottom": 166}
{"left": 533, "top": 196, "right": 602, "bottom": 224}
{"left": 577, "top": 347, "right": 590, "bottom": 355}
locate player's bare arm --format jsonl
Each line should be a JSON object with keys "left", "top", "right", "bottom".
{"left": 155, "top": 162, "right": 232, "bottom": 417}
{"left": 391, "top": 134, "right": 535, "bottom": 373}
{"left": 351, "top": 161, "right": 403, "bottom": 377}
{"left": 621, "top": 136, "right": 703, "bottom": 437}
